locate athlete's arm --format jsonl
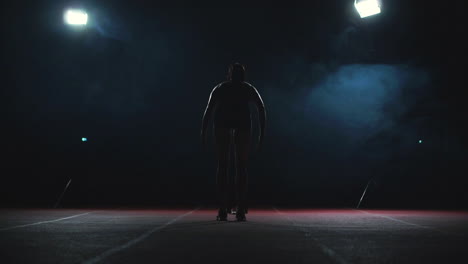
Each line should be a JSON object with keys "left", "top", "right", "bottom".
{"left": 250, "top": 85, "right": 266, "bottom": 149}
{"left": 201, "top": 85, "right": 219, "bottom": 145}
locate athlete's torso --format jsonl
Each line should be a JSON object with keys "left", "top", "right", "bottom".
{"left": 213, "top": 81, "right": 254, "bottom": 128}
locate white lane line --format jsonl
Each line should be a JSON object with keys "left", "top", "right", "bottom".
{"left": 355, "top": 210, "right": 428, "bottom": 228}
{"left": 82, "top": 208, "right": 200, "bottom": 264}
{"left": 273, "top": 207, "right": 349, "bottom": 264}
{"left": 0, "top": 212, "right": 93, "bottom": 231}
{"left": 355, "top": 210, "right": 459, "bottom": 236}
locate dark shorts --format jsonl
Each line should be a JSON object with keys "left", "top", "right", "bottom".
{"left": 213, "top": 125, "right": 251, "bottom": 160}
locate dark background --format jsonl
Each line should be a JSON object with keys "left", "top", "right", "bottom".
{"left": 1, "top": 0, "right": 467, "bottom": 209}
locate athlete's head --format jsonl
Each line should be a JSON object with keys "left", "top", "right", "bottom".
{"left": 228, "top": 63, "right": 245, "bottom": 82}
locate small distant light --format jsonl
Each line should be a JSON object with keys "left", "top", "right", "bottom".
{"left": 419, "top": 139, "right": 423, "bottom": 144}
{"left": 64, "top": 9, "right": 88, "bottom": 25}
{"left": 82, "top": 137, "right": 87, "bottom": 142}
{"left": 354, "top": 0, "right": 381, "bottom": 18}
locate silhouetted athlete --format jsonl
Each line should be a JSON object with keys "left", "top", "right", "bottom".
{"left": 201, "top": 63, "right": 266, "bottom": 221}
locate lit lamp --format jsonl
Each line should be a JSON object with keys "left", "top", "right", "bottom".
{"left": 354, "top": 0, "right": 381, "bottom": 18}
{"left": 64, "top": 9, "right": 88, "bottom": 25}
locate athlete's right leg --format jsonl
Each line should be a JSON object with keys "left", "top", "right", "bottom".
{"left": 214, "top": 126, "right": 230, "bottom": 220}
{"left": 234, "top": 126, "right": 251, "bottom": 221}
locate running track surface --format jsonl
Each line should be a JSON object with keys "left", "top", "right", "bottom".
{"left": 1, "top": 208, "right": 467, "bottom": 263}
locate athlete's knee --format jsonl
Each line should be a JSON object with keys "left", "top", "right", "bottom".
{"left": 217, "top": 158, "right": 228, "bottom": 169}
{"left": 237, "top": 158, "right": 248, "bottom": 169}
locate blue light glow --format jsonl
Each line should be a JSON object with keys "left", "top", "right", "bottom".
{"left": 82, "top": 137, "right": 87, "bottom": 142}
{"left": 419, "top": 139, "right": 422, "bottom": 144}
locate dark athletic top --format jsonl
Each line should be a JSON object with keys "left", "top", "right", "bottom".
{"left": 211, "top": 81, "right": 262, "bottom": 129}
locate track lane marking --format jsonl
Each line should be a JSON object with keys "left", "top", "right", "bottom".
{"left": 355, "top": 209, "right": 460, "bottom": 236}
{"left": 0, "top": 212, "right": 93, "bottom": 231}
{"left": 273, "top": 207, "right": 349, "bottom": 264}
{"left": 82, "top": 207, "right": 200, "bottom": 264}
{"left": 356, "top": 210, "right": 428, "bottom": 228}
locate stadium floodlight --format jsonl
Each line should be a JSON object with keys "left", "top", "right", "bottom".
{"left": 354, "top": 0, "right": 381, "bottom": 18}
{"left": 64, "top": 9, "right": 88, "bottom": 25}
